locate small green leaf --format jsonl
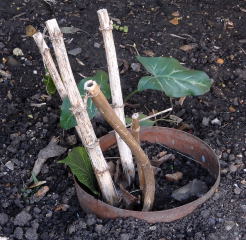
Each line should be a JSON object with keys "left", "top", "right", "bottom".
{"left": 137, "top": 56, "right": 212, "bottom": 97}
{"left": 123, "top": 26, "right": 128, "bottom": 33}
{"left": 43, "top": 72, "right": 57, "bottom": 95}
{"left": 126, "top": 113, "right": 155, "bottom": 126}
{"left": 60, "top": 97, "right": 77, "bottom": 130}
{"left": 60, "top": 71, "right": 111, "bottom": 130}
{"left": 59, "top": 147, "right": 98, "bottom": 195}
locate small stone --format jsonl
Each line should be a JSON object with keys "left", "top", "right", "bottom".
{"left": 201, "top": 209, "right": 210, "bottom": 218}
{"left": 240, "top": 205, "right": 246, "bottom": 213}
{"left": 211, "top": 118, "right": 221, "bottom": 125}
{"left": 234, "top": 187, "right": 241, "bottom": 195}
{"left": 131, "top": 63, "right": 141, "bottom": 72}
{"left": 68, "top": 224, "right": 76, "bottom": 234}
{"left": 171, "top": 179, "right": 208, "bottom": 201}
{"left": 46, "top": 211, "right": 53, "bottom": 218}
{"left": 149, "top": 225, "right": 156, "bottom": 231}
{"left": 95, "top": 224, "right": 103, "bottom": 233}
{"left": 228, "top": 154, "right": 236, "bottom": 161}
{"left": 225, "top": 221, "right": 235, "bottom": 231}
{"left": 66, "top": 135, "right": 77, "bottom": 145}
{"left": 13, "top": 48, "right": 24, "bottom": 56}
{"left": 5, "top": 161, "right": 14, "bottom": 170}
{"left": 120, "top": 233, "right": 130, "bottom": 240}
{"left": 94, "top": 42, "right": 101, "bottom": 48}
{"left": 229, "top": 164, "right": 237, "bottom": 172}
{"left": 202, "top": 117, "right": 210, "bottom": 126}
{"left": 42, "top": 116, "right": 48, "bottom": 123}
{"left": 14, "top": 211, "right": 32, "bottom": 226}
{"left": 68, "top": 48, "right": 82, "bottom": 56}
{"left": 14, "top": 227, "right": 24, "bottom": 240}
{"left": 25, "top": 228, "right": 38, "bottom": 240}
{"left": 86, "top": 214, "right": 96, "bottom": 226}
{"left": 0, "top": 213, "right": 9, "bottom": 225}
{"left": 0, "top": 42, "right": 5, "bottom": 49}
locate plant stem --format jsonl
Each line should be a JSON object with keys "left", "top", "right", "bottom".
{"left": 44, "top": 19, "right": 118, "bottom": 206}
{"left": 85, "top": 80, "right": 155, "bottom": 211}
{"left": 97, "top": 9, "right": 135, "bottom": 185}
{"left": 124, "top": 89, "right": 139, "bottom": 103}
{"left": 131, "top": 113, "right": 144, "bottom": 191}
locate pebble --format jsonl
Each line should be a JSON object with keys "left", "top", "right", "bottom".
{"left": 5, "top": 160, "right": 14, "bottom": 170}
{"left": 131, "top": 63, "right": 141, "bottom": 72}
{"left": 0, "top": 42, "right": 5, "bottom": 49}
{"left": 228, "top": 154, "right": 235, "bottom": 161}
{"left": 171, "top": 179, "right": 208, "bottom": 201}
{"left": 201, "top": 209, "right": 210, "bottom": 218}
{"left": 14, "top": 227, "right": 24, "bottom": 240}
{"left": 25, "top": 227, "right": 38, "bottom": 240}
{"left": 149, "top": 225, "right": 157, "bottom": 231}
{"left": 86, "top": 214, "right": 97, "bottom": 226}
{"left": 14, "top": 211, "right": 32, "bottom": 226}
{"left": 0, "top": 213, "right": 9, "bottom": 225}
{"left": 95, "top": 224, "right": 103, "bottom": 233}
{"left": 94, "top": 42, "right": 101, "bottom": 48}
{"left": 229, "top": 164, "right": 237, "bottom": 172}
{"left": 211, "top": 118, "right": 221, "bottom": 125}
{"left": 240, "top": 205, "right": 246, "bottom": 213}
{"left": 120, "top": 233, "right": 130, "bottom": 240}
{"left": 225, "top": 221, "right": 235, "bottom": 231}
{"left": 68, "top": 48, "right": 82, "bottom": 56}
{"left": 202, "top": 117, "right": 210, "bottom": 126}
{"left": 234, "top": 187, "right": 242, "bottom": 195}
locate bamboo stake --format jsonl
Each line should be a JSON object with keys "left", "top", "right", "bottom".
{"left": 131, "top": 113, "right": 145, "bottom": 192}
{"left": 33, "top": 32, "right": 67, "bottom": 99}
{"left": 97, "top": 9, "right": 135, "bottom": 185}
{"left": 85, "top": 80, "right": 155, "bottom": 211}
{"left": 44, "top": 19, "right": 118, "bottom": 205}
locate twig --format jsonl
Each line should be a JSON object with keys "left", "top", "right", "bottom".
{"left": 98, "top": 9, "right": 135, "bottom": 185}
{"left": 126, "top": 108, "right": 173, "bottom": 127}
{"left": 85, "top": 80, "right": 155, "bottom": 211}
{"left": 131, "top": 113, "right": 144, "bottom": 191}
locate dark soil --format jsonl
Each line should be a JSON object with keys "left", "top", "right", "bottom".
{"left": 0, "top": 0, "right": 246, "bottom": 239}
{"left": 104, "top": 141, "right": 215, "bottom": 211}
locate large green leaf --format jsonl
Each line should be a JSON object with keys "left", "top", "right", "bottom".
{"left": 60, "top": 71, "right": 111, "bottom": 130}
{"left": 59, "top": 147, "right": 98, "bottom": 195}
{"left": 137, "top": 56, "right": 212, "bottom": 97}
{"left": 43, "top": 71, "right": 57, "bottom": 95}
{"left": 126, "top": 113, "right": 155, "bottom": 126}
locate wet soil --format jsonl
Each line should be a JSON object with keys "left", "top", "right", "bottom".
{"left": 0, "top": 0, "right": 246, "bottom": 239}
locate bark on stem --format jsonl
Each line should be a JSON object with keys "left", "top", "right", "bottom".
{"left": 45, "top": 19, "right": 118, "bottom": 205}
{"left": 85, "top": 80, "right": 155, "bottom": 211}
{"left": 97, "top": 9, "right": 135, "bottom": 185}
{"left": 131, "top": 113, "right": 145, "bottom": 192}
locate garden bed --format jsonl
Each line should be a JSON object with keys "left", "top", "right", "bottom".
{"left": 0, "top": 0, "right": 245, "bottom": 239}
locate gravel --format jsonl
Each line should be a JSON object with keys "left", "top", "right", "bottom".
{"left": 0, "top": 213, "right": 9, "bottom": 225}
{"left": 14, "top": 211, "right": 32, "bottom": 226}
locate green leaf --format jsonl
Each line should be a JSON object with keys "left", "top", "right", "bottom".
{"left": 126, "top": 113, "right": 155, "bottom": 126}
{"left": 59, "top": 147, "right": 98, "bottom": 195}
{"left": 60, "top": 71, "right": 111, "bottom": 130}
{"left": 137, "top": 56, "right": 212, "bottom": 97}
{"left": 43, "top": 72, "right": 57, "bottom": 95}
